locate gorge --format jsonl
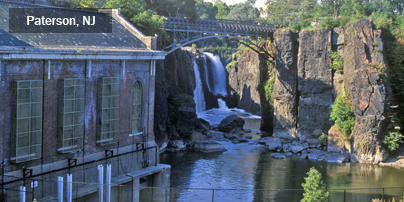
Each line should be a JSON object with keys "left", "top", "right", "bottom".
{"left": 153, "top": 18, "right": 404, "bottom": 201}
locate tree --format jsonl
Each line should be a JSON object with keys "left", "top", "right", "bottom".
{"left": 215, "top": 0, "right": 230, "bottom": 19}
{"left": 104, "top": 0, "right": 166, "bottom": 36}
{"left": 196, "top": 0, "right": 218, "bottom": 19}
{"left": 226, "top": 0, "right": 260, "bottom": 22}
{"left": 301, "top": 167, "right": 329, "bottom": 202}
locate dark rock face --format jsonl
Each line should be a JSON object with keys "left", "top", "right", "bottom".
{"left": 273, "top": 30, "right": 298, "bottom": 139}
{"left": 344, "top": 23, "right": 356, "bottom": 95}
{"left": 154, "top": 49, "right": 197, "bottom": 148}
{"left": 218, "top": 114, "right": 245, "bottom": 133}
{"left": 297, "top": 28, "right": 333, "bottom": 140}
{"left": 227, "top": 50, "right": 262, "bottom": 115}
{"left": 333, "top": 27, "right": 345, "bottom": 97}
{"left": 350, "top": 19, "right": 389, "bottom": 163}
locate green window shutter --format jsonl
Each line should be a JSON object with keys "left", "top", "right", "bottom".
{"left": 131, "top": 81, "right": 142, "bottom": 135}
{"left": 97, "top": 77, "right": 119, "bottom": 145}
{"left": 57, "top": 78, "right": 85, "bottom": 153}
{"left": 11, "top": 80, "right": 42, "bottom": 163}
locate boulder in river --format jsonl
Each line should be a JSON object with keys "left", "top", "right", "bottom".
{"left": 266, "top": 137, "right": 283, "bottom": 151}
{"left": 271, "top": 153, "right": 286, "bottom": 159}
{"left": 193, "top": 141, "right": 227, "bottom": 152}
{"left": 218, "top": 115, "right": 245, "bottom": 133}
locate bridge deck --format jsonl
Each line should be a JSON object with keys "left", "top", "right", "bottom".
{"left": 164, "top": 17, "right": 276, "bottom": 37}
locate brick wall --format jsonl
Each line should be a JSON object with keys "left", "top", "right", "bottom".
{"left": 0, "top": 59, "right": 155, "bottom": 173}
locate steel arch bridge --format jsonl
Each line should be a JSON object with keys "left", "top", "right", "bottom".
{"left": 161, "top": 17, "right": 277, "bottom": 60}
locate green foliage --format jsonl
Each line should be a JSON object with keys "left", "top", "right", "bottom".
{"left": 264, "top": 73, "right": 275, "bottom": 102}
{"left": 383, "top": 132, "right": 404, "bottom": 152}
{"left": 226, "top": 0, "right": 260, "bottom": 22}
{"left": 225, "top": 60, "right": 238, "bottom": 70}
{"left": 318, "top": 133, "right": 328, "bottom": 141}
{"left": 369, "top": 62, "right": 387, "bottom": 83}
{"left": 215, "top": 0, "right": 230, "bottom": 19}
{"left": 131, "top": 10, "right": 166, "bottom": 36}
{"left": 174, "top": 93, "right": 195, "bottom": 105}
{"left": 330, "top": 91, "right": 355, "bottom": 137}
{"left": 301, "top": 167, "right": 329, "bottom": 202}
{"left": 196, "top": 0, "right": 217, "bottom": 19}
{"left": 330, "top": 51, "right": 344, "bottom": 70}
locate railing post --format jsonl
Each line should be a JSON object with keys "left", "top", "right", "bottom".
{"left": 19, "top": 186, "right": 25, "bottom": 202}
{"left": 67, "top": 174, "right": 72, "bottom": 202}
{"left": 58, "top": 176, "right": 63, "bottom": 202}
{"left": 98, "top": 164, "right": 104, "bottom": 202}
{"left": 344, "top": 189, "right": 346, "bottom": 202}
{"left": 212, "top": 189, "right": 214, "bottom": 202}
{"left": 382, "top": 188, "right": 385, "bottom": 201}
{"left": 106, "top": 164, "right": 111, "bottom": 202}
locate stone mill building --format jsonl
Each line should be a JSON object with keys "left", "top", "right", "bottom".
{"left": 0, "top": 2, "right": 170, "bottom": 201}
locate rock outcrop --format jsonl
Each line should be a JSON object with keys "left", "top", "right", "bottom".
{"left": 218, "top": 114, "right": 245, "bottom": 133}
{"left": 350, "top": 19, "right": 390, "bottom": 164}
{"left": 154, "top": 49, "right": 197, "bottom": 150}
{"left": 227, "top": 50, "right": 262, "bottom": 115}
{"left": 273, "top": 30, "right": 298, "bottom": 139}
{"left": 297, "top": 28, "right": 333, "bottom": 140}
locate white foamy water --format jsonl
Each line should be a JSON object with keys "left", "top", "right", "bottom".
{"left": 193, "top": 60, "right": 206, "bottom": 113}
{"left": 203, "top": 52, "right": 227, "bottom": 96}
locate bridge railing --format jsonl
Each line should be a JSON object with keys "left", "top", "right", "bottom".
{"left": 164, "top": 17, "right": 276, "bottom": 35}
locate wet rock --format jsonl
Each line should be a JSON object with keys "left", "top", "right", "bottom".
{"left": 266, "top": 137, "right": 283, "bottom": 151}
{"left": 191, "top": 131, "right": 209, "bottom": 141}
{"left": 195, "top": 118, "right": 211, "bottom": 133}
{"left": 327, "top": 153, "right": 348, "bottom": 163}
{"left": 218, "top": 115, "right": 245, "bottom": 133}
{"left": 283, "top": 144, "right": 291, "bottom": 152}
{"left": 204, "top": 130, "right": 224, "bottom": 138}
{"left": 258, "top": 137, "right": 271, "bottom": 145}
{"left": 238, "top": 138, "right": 250, "bottom": 143}
{"left": 286, "top": 152, "right": 293, "bottom": 157}
{"left": 245, "top": 134, "right": 253, "bottom": 139}
{"left": 308, "top": 153, "right": 319, "bottom": 160}
{"left": 291, "top": 144, "right": 304, "bottom": 153}
{"left": 168, "top": 140, "right": 186, "bottom": 150}
{"left": 244, "top": 128, "right": 252, "bottom": 133}
{"left": 271, "top": 153, "right": 286, "bottom": 159}
{"left": 306, "top": 138, "right": 321, "bottom": 146}
{"left": 193, "top": 141, "right": 227, "bottom": 152}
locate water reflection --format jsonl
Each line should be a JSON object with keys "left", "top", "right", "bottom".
{"left": 161, "top": 141, "right": 404, "bottom": 202}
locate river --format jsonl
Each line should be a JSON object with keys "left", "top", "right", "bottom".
{"left": 161, "top": 135, "right": 404, "bottom": 202}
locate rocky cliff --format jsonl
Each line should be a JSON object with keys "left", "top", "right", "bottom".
{"left": 154, "top": 49, "right": 198, "bottom": 150}
{"left": 297, "top": 28, "right": 333, "bottom": 140}
{"left": 350, "top": 19, "right": 390, "bottom": 163}
{"left": 227, "top": 50, "right": 262, "bottom": 115}
{"left": 270, "top": 19, "right": 390, "bottom": 163}
{"left": 272, "top": 30, "right": 298, "bottom": 139}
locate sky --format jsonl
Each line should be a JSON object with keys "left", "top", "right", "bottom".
{"left": 204, "top": 0, "right": 267, "bottom": 8}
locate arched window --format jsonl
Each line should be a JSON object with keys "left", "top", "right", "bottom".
{"left": 131, "top": 81, "right": 142, "bottom": 135}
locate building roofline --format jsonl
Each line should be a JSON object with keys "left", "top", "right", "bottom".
{"left": 98, "top": 8, "right": 157, "bottom": 50}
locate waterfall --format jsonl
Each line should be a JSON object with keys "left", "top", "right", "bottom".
{"left": 218, "top": 99, "right": 229, "bottom": 110}
{"left": 193, "top": 60, "right": 206, "bottom": 113}
{"left": 203, "top": 52, "right": 227, "bottom": 96}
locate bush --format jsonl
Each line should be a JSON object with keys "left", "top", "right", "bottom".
{"left": 330, "top": 92, "right": 355, "bottom": 137}
{"left": 383, "top": 132, "right": 404, "bottom": 152}
{"left": 174, "top": 93, "right": 195, "bottom": 105}
{"left": 330, "top": 51, "right": 344, "bottom": 70}
{"left": 301, "top": 167, "right": 329, "bottom": 202}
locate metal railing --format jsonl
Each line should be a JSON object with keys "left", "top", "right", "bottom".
{"left": 4, "top": 181, "right": 404, "bottom": 202}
